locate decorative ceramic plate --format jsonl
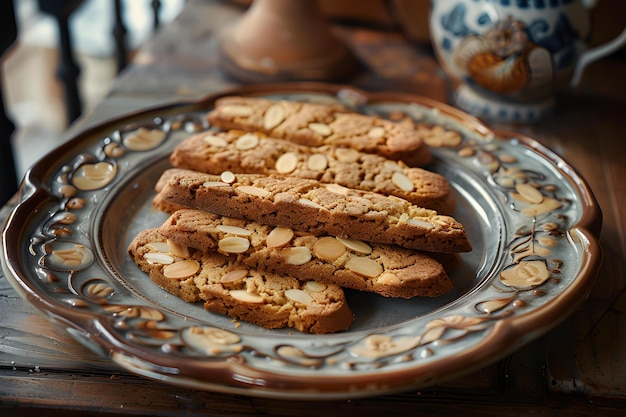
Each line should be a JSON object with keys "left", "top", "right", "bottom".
{"left": 1, "top": 84, "right": 602, "bottom": 399}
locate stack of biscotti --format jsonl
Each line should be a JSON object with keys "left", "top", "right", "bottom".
{"left": 128, "top": 96, "right": 472, "bottom": 334}
{"left": 128, "top": 228, "right": 354, "bottom": 334}
{"left": 168, "top": 130, "right": 456, "bottom": 214}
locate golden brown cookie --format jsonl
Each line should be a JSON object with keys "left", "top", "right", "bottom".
{"left": 169, "top": 131, "right": 455, "bottom": 213}
{"left": 205, "top": 96, "right": 432, "bottom": 167}
{"left": 128, "top": 228, "right": 354, "bottom": 334}
{"left": 158, "top": 209, "right": 454, "bottom": 298}
{"left": 155, "top": 170, "right": 472, "bottom": 253}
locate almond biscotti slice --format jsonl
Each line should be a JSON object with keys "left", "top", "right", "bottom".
{"left": 158, "top": 209, "right": 453, "bottom": 298}
{"left": 128, "top": 228, "right": 354, "bottom": 334}
{"left": 170, "top": 131, "right": 455, "bottom": 214}
{"left": 127, "top": 228, "right": 202, "bottom": 303}
{"left": 205, "top": 96, "right": 432, "bottom": 167}
{"left": 155, "top": 170, "right": 472, "bottom": 253}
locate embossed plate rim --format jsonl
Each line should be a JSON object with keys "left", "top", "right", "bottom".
{"left": 1, "top": 83, "right": 602, "bottom": 399}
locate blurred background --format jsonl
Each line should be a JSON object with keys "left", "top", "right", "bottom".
{"left": 2, "top": 0, "right": 624, "bottom": 179}
{"left": 2, "top": 0, "right": 185, "bottom": 177}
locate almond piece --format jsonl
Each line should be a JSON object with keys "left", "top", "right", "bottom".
{"left": 218, "top": 236, "right": 250, "bottom": 253}
{"left": 146, "top": 241, "right": 170, "bottom": 253}
{"left": 263, "top": 104, "right": 285, "bottom": 130}
{"left": 377, "top": 272, "right": 401, "bottom": 285}
{"left": 345, "top": 256, "right": 383, "bottom": 278}
{"left": 167, "top": 239, "right": 190, "bottom": 259}
{"left": 237, "top": 185, "right": 270, "bottom": 198}
{"left": 391, "top": 171, "right": 414, "bottom": 192}
{"left": 220, "top": 104, "right": 253, "bottom": 117}
{"left": 281, "top": 247, "right": 312, "bottom": 265}
{"left": 325, "top": 183, "right": 349, "bottom": 195}
{"left": 220, "top": 171, "right": 236, "bottom": 184}
{"left": 235, "top": 133, "right": 259, "bottom": 150}
{"left": 266, "top": 227, "right": 294, "bottom": 248}
{"left": 307, "top": 154, "right": 328, "bottom": 171}
{"left": 313, "top": 237, "right": 346, "bottom": 261}
{"left": 217, "top": 225, "right": 252, "bottom": 236}
{"left": 336, "top": 237, "right": 372, "bottom": 255}
{"left": 383, "top": 160, "right": 402, "bottom": 172}
{"left": 368, "top": 126, "right": 386, "bottom": 139}
{"left": 305, "top": 281, "right": 326, "bottom": 292}
{"left": 204, "top": 181, "right": 231, "bottom": 188}
{"left": 308, "top": 122, "right": 332, "bottom": 136}
{"left": 285, "top": 288, "right": 313, "bottom": 305}
{"left": 334, "top": 148, "right": 360, "bottom": 163}
{"left": 163, "top": 259, "right": 200, "bottom": 279}
{"left": 275, "top": 152, "right": 298, "bottom": 174}
{"left": 220, "top": 269, "right": 249, "bottom": 283}
{"left": 144, "top": 252, "right": 175, "bottom": 265}
{"left": 407, "top": 218, "right": 435, "bottom": 229}
{"left": 203, "top": 135, "right": 228, "bottom": 148}
{"left": 298, "top": 198, "right": 325, "bottom": 210}
{"left": 229, "top": 289, "right": 264, "bottom": 304}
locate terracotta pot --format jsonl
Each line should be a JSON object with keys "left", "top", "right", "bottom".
{"left": 218, "top": 0, "right": 359, "bottom": 82}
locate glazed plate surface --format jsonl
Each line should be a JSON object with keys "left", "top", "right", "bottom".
{"left": 1, "top": 84, "right": 602, "bottom": 399}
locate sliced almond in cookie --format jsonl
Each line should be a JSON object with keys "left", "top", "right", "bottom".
{"left": 325, "top": 183, "right": 349, "bottom": 196}
{"left": 281, "top": 247, "right": 312, "bottom": 265}
{"left": 377, "top": 272, "right": 401, "bottom": 285}
{"left": 313, "top": 237, "right": 346, "bottom": 261}
{"left": 305, "top": 281, "right": 326, "bottom": 292}
{"left": 264, "top": 104, "right": 285, "bottom": 130}
{"left": 220, "top": 104, "right": 253, "bottom": 117}
{"left": 266, "top": 227, "right": 294, "bottom": 248}
{"left": 392, "top": 171, "right": 415, "bottom": 192}
{"left": 275, "top": 152, "right": 298, "bottom": 174}
{"left": 167, "top": 239, "right": 190, "bottom": 258}
{"left": 218, "top": 236, "right": 250, "bottom": 253}
{"left": 334, "top": 148, "right": 360, "bottom": 163}
{"left": 298, "top": 198, "right": 325, "bottom": 210}
{"left": 147, "top": 241, "right": 170, "bottom": 253}
{"left": 368, "top": 126, "right": 386, "bottom": 139}
{"left": 237, "top": 185, "right": 270, "bottom": 197}
{"left": 308, "top": 122, "right": 332, "bottom": 136}
{"left": 229, "top": 289, "right": 264, "bottom": 304}
{"left": 307, "top": 154, "right": 328, "bottom": 171}
{"left": 285, "top": 288, "right": 313, "bottom": 305}
{"left": 202, "top": 134, "right": 228, "bottom": 148}
{"left": 220, "top": 171, "right": 236, "bottom": 184}
{"left": 216, "top": 225, "right": 252, "bottom": 236}
{"left": 144, "top": 252, "right": 175, "bottom": 265}
{"left": 336, "top": 237, "right": 372, "bottom": 255}
{"left": 345, "top": 257, "right": 383, "bottom": 278}
{"left": 235, "top": 133, "right": 259, "bottom": 150}
{"left": 163, "top": 259, "right": 200, "bottom": 279}
{"left": 220, "top": 269, "right": 248, "bottom": 283}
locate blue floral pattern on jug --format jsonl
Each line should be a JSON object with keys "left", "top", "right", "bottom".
{"left": 439, "top": 2, "right": 581, "bottom": 97}
{"left": 428, "top": 0, "right": 626, "bottom": 123}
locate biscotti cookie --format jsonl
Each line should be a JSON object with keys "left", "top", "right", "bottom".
{"left": 155, "top": 170, "right": 472, "bottom": 253}
{"left": 128, "top": 228, "right": 354, "bottom": 334}
{"left": 158, "top": 209, "right": 453, "bottom": 298}
{"left": 127, "top": 228, "right": 202, "bottom": 303}
{"left": 205, "top": 96, "right": 432, "bottom": 167}
{"left": 169, "top": 131, "right": 455, "bottom": 214}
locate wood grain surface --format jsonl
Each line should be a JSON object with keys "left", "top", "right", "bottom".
{"left": 1, "top": 1, "right": 625, "bottom": 415}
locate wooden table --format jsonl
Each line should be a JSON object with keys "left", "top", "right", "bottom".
{"left": 1, "top": 1, "right": 625, "bottom": 415}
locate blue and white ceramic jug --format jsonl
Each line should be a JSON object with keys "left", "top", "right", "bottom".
{"left": 430, "top": 0, "right": 626, "bottom": 123}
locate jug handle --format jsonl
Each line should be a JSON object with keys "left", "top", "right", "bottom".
{"left": 570, "top": 27, "right": 626, "bottom": 87}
